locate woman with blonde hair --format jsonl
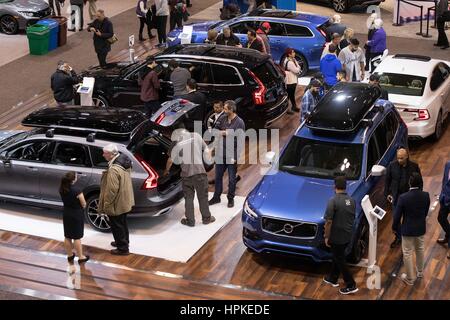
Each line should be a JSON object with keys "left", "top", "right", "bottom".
{"left": 339, "top": 28, "right": 354, "bottom": 51}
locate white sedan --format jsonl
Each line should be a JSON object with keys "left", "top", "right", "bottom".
{"left": 373, "top": 54, "right": 450, "bottom": 140}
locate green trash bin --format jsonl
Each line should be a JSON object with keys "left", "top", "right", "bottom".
{"left": 26, "top": 24, "right": 50, "bottom": 55}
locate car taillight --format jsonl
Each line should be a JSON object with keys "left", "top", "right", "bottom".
{"left": 404, "top": 108, "right": 430, "bottom": 121}
{"left": 135, "top": 155, "right": 159, "bottom": 190}
{"left": 155, "top": 112, "right": 165, "bottom": 124}
{"left": 317, "top": 27, "right": 327, "bottom": 39}
{"left": 248, "top": 70, "right": 266, "bottom": 105}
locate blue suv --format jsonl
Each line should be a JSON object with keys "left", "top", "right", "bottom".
{"left": 242, "top": 82, "right": 408, "bottom": 263}
{"left": 167, "top": 9, "right": 330, "bottom": 76}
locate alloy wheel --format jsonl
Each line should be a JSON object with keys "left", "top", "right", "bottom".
{"left": 87, "top": 198, "right": 111, "bottom": 231}
{"left": 295, "top": 55, "right": 307, "bottom": 77}
{"left": 333, "top": 0, "right": 348, "bottom": 13}
{"left": 92, "top": 96, "right": 107, "bottom": 108}
{"left": 0, "top": 16, "right": 18, "bottom": 35}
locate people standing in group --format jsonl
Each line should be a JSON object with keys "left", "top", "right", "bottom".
{"left": 257, "top": 22, "right": 271, "bottom": 55}
{"left": 323, "top": 176, "right": 358, "bottom": 295}
{"left": 246, "top": 30, "right": 265, "bottom": 53}
{"left": 51, "top": 61, "right": 80, "bottom": 107}
{"left": 60, "top": 172, "right": 89, "bottom": 264}
{"left": 87, "top": 10, "right": 114, "bottom": 68}
{"left": 369, "top": 73, "right": 389, "bottom": 100}
{"left": 204, "top": 29, "right": 218, "bottom": 44}
{"left": 209, "top": 100, "right": 245, "bottom": 209}
{"left": 339, "top": 28, "right": 354, "bottom": 51}
{"left": 326, "top": 14, "right": 347, "bottom": 41}
{"left": 87, "top": 0, "right": 98, "bottom": 21}
{"left": 98, "top": 144, "right": 135, "bottom": 256}
{"left": 164, "top": 122, "right": 216, "bottom": 227}
{"left": 155, "top": 0, "right": 170, "bottom": 46}
{"left": 321, "top": 33, "right": 342, "bottom": 59}
{"left": 300, "top": 79, "right": 321, "bottom": 122}
{"left": 320, "top": 44, "right": 342, "bottom": 90}
{"left": 437, "top": 160, "right": 450, "bottom": 259}
{"left": 366, "top": 18, "right": 387, "bottom": 72}
{"left": 394, "top": 173, "right": 430, "bottom": 285}
{"left": 365, "top": 13, "right": 378, "bottom": 71}
{"left": 169, "top": 0, "right": 185, "bottom": 32}
{"left": 70, "top": 0, "right": 85, "bottom": 31}
{"left": 435, "top": 0, "right": 450, "bottom": 49}
{"left": 338, "top": 38, "right": 365, "bottom": 82}
{"left": 139, "top": 57, "right": 160, "bottom": 116}
{"left": 207, "top": 100, "right": 226, "bottom": 131}
{"left": 136, "top": 0, "right": 154, "bottom": 41}
{"left": 282, "top": 48, "right": 301, "bottom": 114}
{"left": 49, "top": 0, "right": 61, "bottom": 16}
{"left": 216, "top": 27, "right": 241, "bottom": 46}
{"left": 385, "top": 148, "right": 422, "bottom": 248}
{"left": 169, "top": 59, "right": 191, "bottom": 97}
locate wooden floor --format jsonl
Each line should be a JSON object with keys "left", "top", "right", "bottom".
{"left": 0, "top": 39, "right": 449, "bottom": 300}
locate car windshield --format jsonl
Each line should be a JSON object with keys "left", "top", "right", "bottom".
{"left": 278, "top": 137, "right": 363, "bottom": 180}
{"left": 375, "top": 72, "right": 426, "bottom": 96}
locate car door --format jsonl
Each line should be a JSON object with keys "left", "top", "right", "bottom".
{"left": 434, "top": 63, "right": 450, "bottom": 118}
{"left": 0, "top": 140, "right": 52, "bottom": 199}
{"left": 40, "top": 141, "right": 93, "bottom": 203}
{"left": 262, "top": 21, "right": 288, "bottom": 62}
{"left": 112, "top": 65, "right": 148, "bottom": 107}
{"left": 284, "top": 23, "right": 320, "bottom": 67}
{"left": 228, "top": 20, "right": 257, "bottom": 46}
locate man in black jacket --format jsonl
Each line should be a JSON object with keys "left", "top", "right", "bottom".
{"left": 179, "top": 79, "right": 206, "bottom": 129}
{"left": 394, "top": 173, "right": 430, "bottom": 285}
{"left": 369, "top": 74, "right": 389, "bottom": 100}
{"left": 88, "top": 10, "right": 114, "bottom": 68}
{"left": 51, "top": 61, "right": 80, "bottom": 106}
{"left": 385, "top": 148, "right": 422, "bottom": 248}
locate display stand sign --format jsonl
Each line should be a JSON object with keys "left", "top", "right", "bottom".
{"left": 357, "top": 195, "right": 386, "bottom": 270}
{"left": 392, "top": 0, "right": 435, "bottom": 24}
{"left": 129, "top": 35, "right": 135, "bottom": 63}
{"left": 77, "top": 77, "right": 95, "bottom": 106}
{"left": 180, "top": 25, "right": 193, "bottom": 45}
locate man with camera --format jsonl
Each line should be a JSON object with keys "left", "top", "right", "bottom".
{"left": 87, "top": 9, "right": 114, "bottom": 68}
{"left": 51, "top": 61, "right": 80, "bottom": 107}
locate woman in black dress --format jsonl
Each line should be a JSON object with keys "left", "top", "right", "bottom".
{"left": 60, "top": 172, "right": 89, "bottom": 263}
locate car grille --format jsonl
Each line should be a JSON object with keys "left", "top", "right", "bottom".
{"left": 261, "top": 217, "right": 317, "bottom": 239}
{"left": 37, "top": 7, "right": 52, "bottom": 18}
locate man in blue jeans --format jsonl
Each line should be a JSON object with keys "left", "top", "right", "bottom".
{"left": 209, "top": 100, "right": 245, "bottom": 208}
{"left": 437, "top": 160, "right": 450, "bottom": 259}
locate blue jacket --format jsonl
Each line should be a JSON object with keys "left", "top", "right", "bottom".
{"left": 320, "top": 54, "right": 342, "bottom": 86}
{"left": 440, "top": 161, "right": 450, "bottom": 206}
{"left": 394, "top": 189, "right": 430, "bottom": 237}
{"left": 368, "top": 28, "right": 387, "bottom": 53}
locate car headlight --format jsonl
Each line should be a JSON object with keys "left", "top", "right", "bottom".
{"left": 19, "top": 11, "right": 35, "bottom": 17}
{"left": 243, "top": 200, "right": 258, "bottom": 219}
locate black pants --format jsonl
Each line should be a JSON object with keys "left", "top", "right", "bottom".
{"left": 286, "top": 84, "right": 297, "bottom": 111}
{"left": 144, "top": 100, "right": 160, "bottom": 116}
{"left": 49, "top": 0, "right": 61, "bottom": 16}
{"left": 437, "top": 16, "right": 449, "bottom": 47}
{"left": 138, "top": 17, "right": 152, "bottom": 39}
{"left": 96, "top": 50, "right": 108, "bottom": 67}
{"left": 109, "top": 214, "right": 129, "bottom": 252}
{"left": 71, "top": 4, "right": 84, "bottom": 30}
{"left": 170, "top": 13, "right": 183, "bottom": 31}
{"left": 182, "top": 174, "right": 211, "bottom": 223}
{"left": 156, "top": 15, "right": 168, "bottom": 44}
{"left": 328, "top": 243, "right": 356, "bottom": 288}
{"left": 438, "top": 203, "right": 450, "bottom": 246}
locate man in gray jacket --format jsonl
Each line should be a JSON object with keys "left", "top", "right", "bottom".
{"left": 169, "top": 59, "right": 191, "bottom": 97}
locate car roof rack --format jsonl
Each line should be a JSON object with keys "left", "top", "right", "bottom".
{"left": 22, "top": 107, "right": 149, "bottom": 141}
{"left": 305, "top": 83, "right": 384, "bottom": 133}
{"left": 392, "top": 54, "right": 431, "bottom": 62}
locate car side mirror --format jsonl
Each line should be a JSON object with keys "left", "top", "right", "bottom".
{"left": 371, "top": 165, "right": 386, "bottom": 177}
{"left": 264, "top": 151, "right": 276, "bottom": 166}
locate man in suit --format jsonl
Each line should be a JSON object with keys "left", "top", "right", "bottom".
{"left": 394, "top": 173, "right": 430, "bottom": 285}
{"left": 385, "top": 148, "right": 422, "bottom": 248}
{"left": 437, "top": 160, "right": 450, "bottom": 259}
{"left": 179, "top": 79, "right": 206, "bottom": 129}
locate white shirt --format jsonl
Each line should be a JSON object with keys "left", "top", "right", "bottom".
{"left": 338, "top": 46, "right": 365, "bottom": 82}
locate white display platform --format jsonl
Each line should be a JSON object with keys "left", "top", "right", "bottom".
{"left": 0, "top": 193, "right": 244, "bottom": 263}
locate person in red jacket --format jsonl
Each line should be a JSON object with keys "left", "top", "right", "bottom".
{"left": 139, "top": 57, "right": 161, "bottom": 115}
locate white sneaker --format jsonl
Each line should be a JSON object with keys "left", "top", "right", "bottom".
{"left": 400, "top": 273, "right": 414, "bottom": 285}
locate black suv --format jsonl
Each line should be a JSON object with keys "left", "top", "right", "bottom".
{"left": 80, "top": 44, "right": 289, "bottom": 128}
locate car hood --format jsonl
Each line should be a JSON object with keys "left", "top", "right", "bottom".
{"left": 7, "top": 0, "right": 49, "bottom": 11}
{"left": 389, "top": 94, "right": 423, "bottom": 108}
{"left": 248, "top": 171, "right": 359, "bottom": 223}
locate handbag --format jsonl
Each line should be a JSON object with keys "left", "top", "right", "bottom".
{"left": 107, "top": 34, "right": 118, "bottom": 44}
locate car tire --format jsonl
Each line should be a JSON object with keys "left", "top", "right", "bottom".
{"left": 84, "top": 194, "right": 111, "bottom": 233}
{"left": 295, "top": 54, "right": 308, "bottom": 77}
{"left": 92, "top": 95, "right": 109, "bottom": 108}
{"left": 347, "top": 217, "right": 369, "bottom": 264}
{"left": 0, "top": 15, "right": 19, "bottom": 35}
{"left": 433, "top": 110, "right": 443, "bottom": 141}
{"left": 332, "top": 0, "right": 349, "bottom": 13}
